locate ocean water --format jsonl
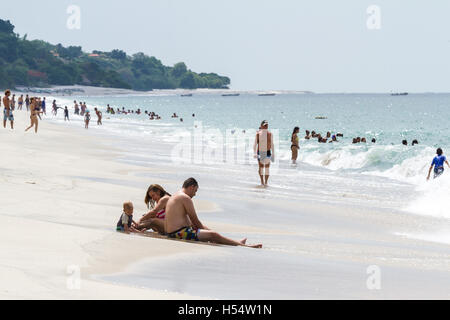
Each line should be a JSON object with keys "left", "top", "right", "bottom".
{"left": 48, "top": 92, "right": 450, "bottom": 218}
{"left": 42, "top": 92, "right": 450, "bottom": 299}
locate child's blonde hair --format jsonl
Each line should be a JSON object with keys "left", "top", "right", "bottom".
{"left": 123, "top": 202, "right": 133, "bottom": 211}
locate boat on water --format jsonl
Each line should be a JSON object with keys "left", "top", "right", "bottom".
{"left": 181, "top": 94, "right": 193, "bottom": 97}
{"left": 391, "top": 92, "right": 408, "bottom": 96}
{"left": 222, "top": 93, "right": 240, "bottom": 97}
{"left": 258, "top": 93, "right": 276, "bottom": 97}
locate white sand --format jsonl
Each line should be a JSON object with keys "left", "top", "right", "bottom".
{"left": 0, "top": 111, "right": 223, "bottom": 299}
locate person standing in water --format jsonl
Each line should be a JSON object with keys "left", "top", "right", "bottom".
{"left": 94, "top": 108, "right": 102, "bottom": 125}
{"left": 291, "top": 127, "right": 300, "bottom": 165}
{"left": 427, "top": 148, "right": 450, "bottom": 180}
{"left": 84, "top": 111, "right": 91, "bottom": 129}
{"left": 254, "top": 120, "right": 274, "bottom": 187}
{"left": 64, "top": 106, "right": 70, "bottom": 121}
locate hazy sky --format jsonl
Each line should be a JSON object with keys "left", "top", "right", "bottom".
{"left": 2, "top": 0, "right": 450, "bottom": 92}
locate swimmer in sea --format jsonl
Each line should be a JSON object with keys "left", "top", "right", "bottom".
{"left": 427, "top": 148, "right": 450, "bottom": 180}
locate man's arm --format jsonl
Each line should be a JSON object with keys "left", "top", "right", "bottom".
{"left": 184, "top": 198, "right": 208, "bottom": 230}
{"left": 427, "top": 166, "right": 433, "bottom": 180}
{"left": 253, "top": 134, "right": 259, "bottom": 157}
{"left": 446, "top": 160, "right": 450, "bottom": 168}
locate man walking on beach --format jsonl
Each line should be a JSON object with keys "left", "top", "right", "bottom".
{"left": 254, "top": 120, "right": 274, "bottom": 187}
{"left": 3, "top": 90, "right": 14, "bottom": 129}
{"left": 165, "top": 178, "right": 262, "bottom": 248}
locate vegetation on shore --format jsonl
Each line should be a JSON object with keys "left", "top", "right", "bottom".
{"left": 0, "top": 19, "right": 230, "bottom": 91}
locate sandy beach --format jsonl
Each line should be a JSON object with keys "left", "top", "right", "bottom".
{"left": 1, "top": 107, "right": 450, "bottom": 300}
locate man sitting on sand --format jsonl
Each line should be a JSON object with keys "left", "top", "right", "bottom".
{"left": 165, "top": 178, "right": 262, "bottom": 248}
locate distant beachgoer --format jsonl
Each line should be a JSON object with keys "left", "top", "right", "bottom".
{"left": 372, "top": 138, "right": 376, "bottom": 143}
{"left": 352, "top": 138, "right": 358, "bottom": 144}
{"left": 361, "top": 138, "right": 367, "bottom": 143}
{"left": 74, "top": 101, "right": 80, "bottom": 115}
{"left": 11, "top": 94, "right": 15, "bottom": 111}
{"left": 25, "top": 98, "right": 43, "bottom": 133}
{"left": 254, "top": 120, "right": 274, "bottom": 187}
{"left": 192, "top": 114, "right": 195, "bottom": 117}
{"left": 291, "top": 127, "right": 300, "bottom": 165}
{"left": 80, "top": 103, "right": 86, "bottom": 116}
{"left": 138, "top": 184, "right": 172, "bottom": 234}
{"left": 311, "top": 131, "right": 317, "bottom": 138}
{"left": 64, "top": 106, "right": 70, "bottom": 121}
{"left": 41, "top": 97, "right": 46, "bottom": 115}
{"left": 95, "top": 108, "right": 102, "bottom": 125}
{"left": 330, "top": 135, "right": 337, "bottom": 143}
{"left": 18, "top": 95, "right": 23, "bottom": 110}
{"left": 336, "top": 133, "right": 344, "bottom": 138}
{"left": 412, "top": 139, "right": 419, "bottom": 146}
{"left": 3, "top": 90, "right": 13, "bottom": 129}
{"left": 305, "top": 130, "right": 311, "bottom": 140}
{"left": 402, "top": 140, "right": 408, "bottom": 146}
{"left": 25, "top": 94, "right": 30, "bottom": 111}
{"left": 165, "top": 178, "right": 262, "bottom": 248}
{"left": 427, "top": 148, "right": 450, "bottom": 180}
{"left": 84, "top": 111, "right": 91, "bottom": 129}
{"left": 52, "top": 100, "right": 58, "bottom": 116}
{"left": 116, "top": 202, "right": 142, "bottom": 234}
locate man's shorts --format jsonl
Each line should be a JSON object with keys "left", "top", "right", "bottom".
{"left": 434, "top": 167, "right": 444, "bottom": 179}
{"left": 3, "top": 109, "right": 14, "bottom": 121}
{"left": 168, "top": 227, "right": 200, "bottom": 241}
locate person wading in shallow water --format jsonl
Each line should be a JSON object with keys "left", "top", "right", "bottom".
{"left": 254, "top": 120, "right": 274, "bottom": 187}
{"left": 427, "top": 148, "right": 450, "bottom": 180}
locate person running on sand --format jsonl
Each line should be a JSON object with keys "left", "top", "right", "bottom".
{"left": 291, "top": 127, "right": 300, "bottom": 165}
{"left": 254, "top": 120, "right": 274, "bottom": 187}
{"left": 116, "top": 202, "right": 143, "bottom": 234}
{"left": 165, "top": 178, "right": 262, "bottom": 248}
{"left": 84, "top": 111, "right": 91, "bottom": 129}
{"left": 25, "top": 98, "right": 43, "bottom": 133}
{"left": 137, "top": 184, "right": 171, "bottom": 234}
{"left": 3, "top": 90, "right": 14, "bottom": 129}
{"left": 94, "top": 108, "right": 102, "bottom": 125}
{"left": 427, "top": 148, "right": 450, "bottom": 180}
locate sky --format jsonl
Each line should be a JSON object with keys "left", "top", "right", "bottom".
{"left": 2, "top": 0, "right": 450, "bottom": 92}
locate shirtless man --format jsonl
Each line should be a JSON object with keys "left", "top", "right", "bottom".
{"left": 3, "top": 90, "right": 14, "bottom": 129}
{"left": 95, "top": 108, "right": 102, "bottom": 125}
{"left": 254, "top": 120, "right": 274, "bottom": 187}
{"left": 165, "top": 178, "right": 262, "bottom": 248}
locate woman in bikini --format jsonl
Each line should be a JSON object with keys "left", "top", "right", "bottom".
{"left": 137, "top": 184, "right": 171, "bottom": 234}
{"left": 291, "top": 127, "right": 300, "bottom": 165}
{"left": 25, "top": 98, "right": 43, "bottom": 134}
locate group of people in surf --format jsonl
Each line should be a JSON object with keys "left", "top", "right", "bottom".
{"left": 116, "top": 178, "right": 263, "bottom": 249}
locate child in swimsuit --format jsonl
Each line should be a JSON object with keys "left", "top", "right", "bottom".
{"left": 116, "top": 202, "right": 142, "bottom": 234}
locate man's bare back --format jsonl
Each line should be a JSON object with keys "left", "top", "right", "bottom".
{"left": 165, "top": 191, "right": 197, "bottom": 234}
{"left": 164, "top": 178, "right": 262, "bottom": 248}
